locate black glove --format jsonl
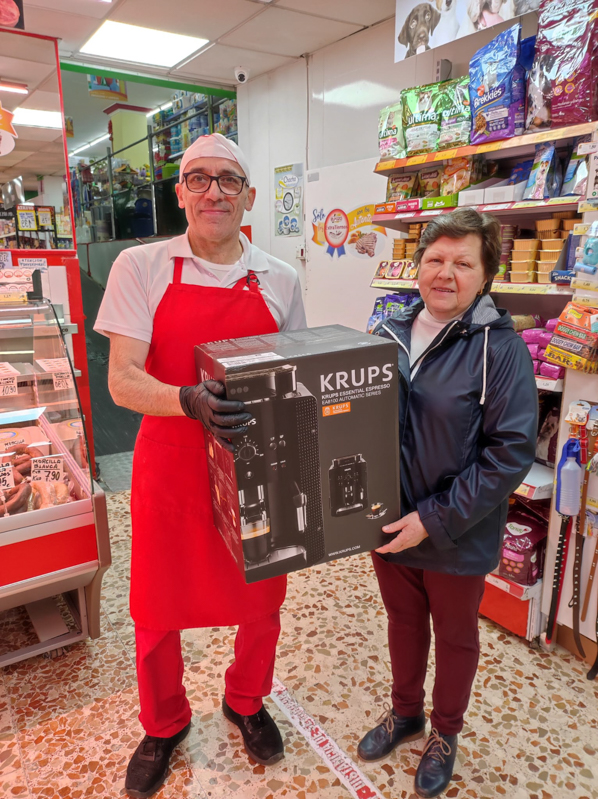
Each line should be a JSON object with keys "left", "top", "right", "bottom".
{"left": 179, "top": 380, "right": 252, "bottom": 452}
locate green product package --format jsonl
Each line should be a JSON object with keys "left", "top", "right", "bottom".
{"left": 402, "top": 83, "right": 442, "bottom": 156}
{"left": 378, "top": 102, "right": 405, "bottom": 160}
{"left": 438, "top": 77, "right": 471, "bottom": 151}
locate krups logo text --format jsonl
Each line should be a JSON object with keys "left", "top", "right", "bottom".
{"left": 320, "top": 364, "right": 394, "bottom": 392}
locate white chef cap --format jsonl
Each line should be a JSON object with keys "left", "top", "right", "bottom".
{"left": 178, "top": 133, "right": 251, "bottom": 185}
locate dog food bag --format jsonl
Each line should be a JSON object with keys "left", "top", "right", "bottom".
{"left": 441, "top": 157, "right": 473, "bottom": 195}
{"left": 378, "top": 102, "right": 405, "bottom": 160}
{"left": 527, "top": 0, "right": 598, "bottom": 131}
{"left": 508, "top": 159, "right": 534, "bottom": 185}
{"left": 469, "top": 23, "right": 524, "bottom": 145}
{"left": 386, "top": 173, "right": 417, "bottom": 202}
{"left": 402, "top": 83, "right": 442, "bottom": 156}
{"left": 499, "top": 504, "right": 547, "bottom": 586}
{"left": 523, "top": 143, "right": 561, "bottom": 201}
{"left": 561, "top": 136, "right": 592, "bottom": 196}
{"left": 417, "top": 165, "right": 443, "bottom": 197}
{"left": 438, "top": 77, "right": 471, "bottom": 151}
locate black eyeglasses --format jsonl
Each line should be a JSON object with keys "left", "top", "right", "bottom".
{"left": 182, "top": 171, "right": 248, "bottom": 195}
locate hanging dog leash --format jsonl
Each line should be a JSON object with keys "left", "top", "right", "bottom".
{"left": 569, "top": 419, "right": 590, "bottom": 659}
{"left": 580, "top": 410, "right": 598, "bottom": 626}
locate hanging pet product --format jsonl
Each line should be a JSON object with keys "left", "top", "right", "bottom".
{"left": 581, "top": 409, "right": 598, "bottom": 624}
{"left": 568, "top": 403, "right": 593, "bottom": 658}
{"left": 545, "top": 415, "right": 584, "bottom": 645}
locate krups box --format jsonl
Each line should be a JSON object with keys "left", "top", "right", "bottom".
{"left": 195, "top": 325, "right": 400, "bottom": 584}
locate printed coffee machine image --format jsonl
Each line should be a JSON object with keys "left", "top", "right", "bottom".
{"left": 226, "top": 362, "right": 326, "bottom": 577}
{"left": 329, "top": 455, "right": 368, "bottom": 516}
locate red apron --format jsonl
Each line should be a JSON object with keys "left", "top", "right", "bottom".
{"left": 130, "top": 256, "right": 287, "bottom": 630}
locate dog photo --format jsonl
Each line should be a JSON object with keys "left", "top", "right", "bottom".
{"left": 396, "top": 2, "right": 441, "bottom": 59}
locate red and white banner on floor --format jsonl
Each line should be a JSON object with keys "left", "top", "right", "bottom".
{"left": 270, "top": 678, "right": 383, "bottom": 799}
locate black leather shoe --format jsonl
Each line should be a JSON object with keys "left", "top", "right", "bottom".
{"left": 414, "top": 728, "right": 458, "bottom": 798}
{"left": 125, "top": 721, "right": 191, "bottom": 799}
{"left": 222, "top": 697, "right": 284, "bottom": 766}
{"left": 357, "top": 703, "right": 425, "bottom": 762}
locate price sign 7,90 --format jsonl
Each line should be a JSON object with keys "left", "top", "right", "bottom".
{"left": 31, "top": 456, "right": 64, "bottom": 483}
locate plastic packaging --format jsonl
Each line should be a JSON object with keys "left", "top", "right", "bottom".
{"left": 556, "top": 440, "right": 582, "bottom": 516}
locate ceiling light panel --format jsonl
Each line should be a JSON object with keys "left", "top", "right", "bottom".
{"left": 0, "top": 81, "right": 28, "bottom": 95}
{"left": 12, "top": 108, "right": 62, "bottom": 129}
{"left": 79, "top": 21, "right": 209, "bottom": 68}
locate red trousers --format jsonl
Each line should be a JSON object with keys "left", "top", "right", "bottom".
{"left": 135, "top": 610, "right": 281, "bottom": 738}
{"left": 373, "top": 555, "right": 486, "bottom": 736}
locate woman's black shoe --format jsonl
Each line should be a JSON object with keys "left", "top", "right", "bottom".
{"left": 357, "top": 703, "right": 425, "bottom": 762}
{"left": 222, "top": 697, "right": 284, "bottom": 765}
{"left": 124, "top": 721, "right": 191, "bottom": 799}
{"left": 414, "top": 728, "right": 458, "bottom": 798}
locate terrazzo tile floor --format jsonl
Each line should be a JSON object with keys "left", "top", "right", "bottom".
{"left": 1, "top": 491, "right": 598, "bottom": 799}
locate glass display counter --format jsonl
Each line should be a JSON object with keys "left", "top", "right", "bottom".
{"left": 0, "top": 300, "right": 111, "bottom": 666}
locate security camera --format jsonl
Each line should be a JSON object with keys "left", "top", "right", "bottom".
{"left": 235, "top": 66, "right": 249, "bottom": 84}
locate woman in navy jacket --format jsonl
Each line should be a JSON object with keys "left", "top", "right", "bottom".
{"left": 358, "top": 208, "right": 538, "bottom": 798}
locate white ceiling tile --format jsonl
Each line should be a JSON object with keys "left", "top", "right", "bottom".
{"left": 178, "top": 45, "right": 294, "bottom": 82}
{"left": 220, "top": 7, "right": 362, "bottom": 57}
{"left": 0, "top": 150, "right": 35, "bottom": 166}
{"left": 12, "top": 125, "right": 63, "bottom": 141}
{"left": 23, "top": 6, "right": 101, "bottom": 53}
{"left": 24, "top": 0, "right": 114, "bottom": 19}
{"left": 0, "top": 29, "right": 56, "bottom": 65}
{"left": 21, "top": 90, "right": 62, "bottom": 112}
{"left": 112, "top": 0, "right": 261, "bottom": 41}
{"left": 276, "top": 0, "right": 396, "bottom": 26}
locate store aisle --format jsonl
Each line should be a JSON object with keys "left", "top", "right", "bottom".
{"left": 1, "top": 493, "right": 597, "bottom": 799}
{"left": 80, "top": 270, "right": 142, "bottom": 457}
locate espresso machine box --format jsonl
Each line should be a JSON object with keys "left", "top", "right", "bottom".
{"left": 195, "top": 325, "right": 399, "bottom": 584}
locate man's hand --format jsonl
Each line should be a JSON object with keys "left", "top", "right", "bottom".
{"left": 179, "top": 380, "right": 253, "bottom": 451}
{"left": 375, "top": 511, "right": 429, "bottom": 555}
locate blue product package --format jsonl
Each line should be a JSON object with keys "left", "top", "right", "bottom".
{"left": 469, "top": 23, "right": 523, "bottom": 145}
{"left": 524, "top": 143, "right": 561, "bottom": 200}
{"left": 566, "top": 235, "right": 582, "bottom": 271}
{"left": 508, "top": 159, "right": 534, "bottom": 185}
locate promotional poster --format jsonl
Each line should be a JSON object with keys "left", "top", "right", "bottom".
{"left": 394, "top": 0, "right": 541, "bottom": 62}
{"left": 274, "top": 163, "right": 304, "bottom": 237}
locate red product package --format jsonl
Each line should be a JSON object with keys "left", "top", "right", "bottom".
{"left": 526, "top": 0, "right": 598, "bottom": 130}
{"left": 499, "top": 503, "right": 548, "bottom": 586}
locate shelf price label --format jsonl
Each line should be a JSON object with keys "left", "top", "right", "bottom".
{"left": 0, "top": 463, "right": 15, "bottom": 491}
{"left": 52, "top": 372, "right": 74, "bottom": 391}
{"left": 0, "top": 375, "right": 17, "bottom": 397}
{"left": 31, "top": 456, "right": 64, "bottom": 483}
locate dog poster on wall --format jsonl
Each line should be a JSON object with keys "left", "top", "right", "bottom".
{"left": 394, "top": 0, "right": 540, "bottom": 61}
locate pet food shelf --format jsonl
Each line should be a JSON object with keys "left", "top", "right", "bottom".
{"left": 374, "top": 121, "right": 598, "bottom": 176}
{"left": 370, "top": 278, "right": 573, "bottom": 296}
{"left": 372, "top": 197, "right": 581, "bottom": 233}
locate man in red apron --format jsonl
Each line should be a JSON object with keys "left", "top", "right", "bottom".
{"left": 94, "top": 133, "right": 306, "bottom": 798}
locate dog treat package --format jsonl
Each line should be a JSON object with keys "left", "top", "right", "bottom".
{"left": 561, "top": 136, "right": 592, "bottom": 196}
{"left": 438, "top": 76, "right": 471, "bottom": 151}
{"left": 499, "top": 501, "right": 547, "bottom": 586}
{"left": 469, "top": 23, "right": 525, "bottom": 145}
{"left": 386, "top": 173, "right": 417, "bottom": 202}
{"left": 526, "top": 0, "right": 598, "bottom": 132}
{"left": 536, "top": 392, "right": 561, "bottom": 467}
{"left": 512, "top": 314, "right": 544, "bottom": 332}
{"left": 523, "top": 143, "right": 562, "bottom": 201}
{"left": 440, "top": 157, "right": 473, "bottom": 195}
{"left": 378, "top": 102, "right": 405, "bottom": 160}
{"left": 416, "top": 165, "right": 443, "bottom": 197}
{"left": 402, "top": 83, "right": 442, "bottom": 156}
{"left": 508, "top": 159, "right": 534, "bottom": 185}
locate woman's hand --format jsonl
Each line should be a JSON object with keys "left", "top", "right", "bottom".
{"left": 375, "top": 511, "right": 429, "bottom": 555}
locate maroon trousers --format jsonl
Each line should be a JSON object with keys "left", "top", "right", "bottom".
{"left": 135, "top": 610, "right": 281, "bottom": 738}
{"left": 372, "top": 555, "right": 486, "bottom": 736}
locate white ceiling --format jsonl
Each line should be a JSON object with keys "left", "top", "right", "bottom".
{"left": 23, "top": 0, "right": 396, "bottom": 84}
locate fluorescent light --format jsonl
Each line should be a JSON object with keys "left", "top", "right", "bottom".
{"left": 0, "top": 81, "right": 28, "bottom": 95}
{"left": 146, "top": 101, "right": 173, "bottom": 118}
{"left": 70, "top": 133, "right": 110, "bottom": 156}
{"left": 12, "top": 108, "right": 62, "bottom": 128}
{"left": 80, "top": 21, "right": 209, "bottom": 68}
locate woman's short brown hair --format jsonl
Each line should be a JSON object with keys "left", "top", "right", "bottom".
{"left": 413, "top": 208, "right": 502, "bottom": 295}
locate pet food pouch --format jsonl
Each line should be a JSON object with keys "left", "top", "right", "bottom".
{"left": 402, "top": 83, "right": 441, "bottom": 156}
{"left": 508, "top": 159, "right": 534, "bottom": 185}
{"left": 523, "top": 143, "right": 559, "bottom": 200}
{"left": 527, "top": 0, "right": 598, "bottom": 131}
{"left": 417, "top": 166, "right": 443, "bottom": 197}
{"left": 469, "top": 23, "right": 524, "bottom": 144}
{"left": 441, "top": 157, "right": 473, "bottom": 195}
{"left": 561, "top": 136, "right": 592, "bottom": 196}
{"left": 438, "top": 77, "right": 471, "bottom": 151}
{"left": 387, "top": 173, "right": 417, "bottom": 202}
{"left": 378, "top": 102, "right": 405, "bottom": 160}
{"left": 499, "top": 504, "right": 547, "bottom": 586}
